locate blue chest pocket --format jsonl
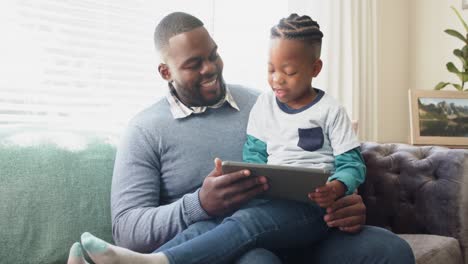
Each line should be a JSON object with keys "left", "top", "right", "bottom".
{"left": 297, "top": 127, "right": 324, "bottom": 152}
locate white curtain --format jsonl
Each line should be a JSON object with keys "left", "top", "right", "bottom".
{"left": 351, "top": 0, "right": 379, "bottom": 141}
{"left": 288, "top": 0, "right": 379, "bottom": 141}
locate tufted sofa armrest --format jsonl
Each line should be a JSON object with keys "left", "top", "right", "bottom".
{"left": 359, "top": 142, "right": 468, "bottom": 261}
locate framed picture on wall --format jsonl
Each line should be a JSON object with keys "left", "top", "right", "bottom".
{"left": 409, "top": 89, "right": 468, "bottom": 147}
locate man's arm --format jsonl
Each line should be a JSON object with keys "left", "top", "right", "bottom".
{"left": 111, "top": 124, "right": 267, "bottom": 252}
{"left": 111, "top": 124, "right": 209, "bottom": 252}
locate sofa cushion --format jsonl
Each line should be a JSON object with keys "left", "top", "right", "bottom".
{"left": 0, "top": 128, "right": 117, "bottom": 264}
{"left": 360, "top": 143, "right": 468, "bottom": 261}
{"left": 399, "top": 234, "right": 463, "bottom": 264}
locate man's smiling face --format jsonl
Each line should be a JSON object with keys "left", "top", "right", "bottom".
{"left": 160, "top": 26, "right": 226, "bottom": 107}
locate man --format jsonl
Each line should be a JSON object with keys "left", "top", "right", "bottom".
{"left": 105, "top": 12, "right": 413, "bottom": 263}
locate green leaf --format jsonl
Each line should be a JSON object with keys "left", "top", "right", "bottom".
{"left": 460, "top": 72, "right": 468, "bottom": 83}
{"left": 454, "top": 49, "right": 468, "bottom": 69}
{"left": 447, "top": 62, "right": 460, "bottom": 73}
{"left": 435, "top": 82, "right": 451, "bottom": 90}
{"left": 451, "top": 83, "right": 463, "bottom": 91}
{"left": 451, "top": 6, "right": 468, "bottom": 33}
{"left": 445, "top": 29, "right": 467, "bottom": 42}
{"left": 447, "top": 62, "right": 468, "bottom": 82}
{"left": 463, "top": 45, "right": 468, "bottom": 59}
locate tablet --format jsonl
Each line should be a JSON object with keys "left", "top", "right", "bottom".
{"left": 221, "top": 161, "right": 331, "bottom": 203}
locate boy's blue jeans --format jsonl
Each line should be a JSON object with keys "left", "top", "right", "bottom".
{"left": 155, "top": 199, "right": 415, "bottom": 264}
{"left": 155, "top": 199, "right": 329, "bottom": 264}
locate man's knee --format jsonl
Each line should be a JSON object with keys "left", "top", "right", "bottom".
{"left": 234, "top": 248, "right": 282, "bottom": 264}
{"left": 350, "top": 226, "right": 414, "bottom": 263}
{"left": 366, "top": 227, "right": 414, "bottom": 263}
{"left": 311, "top": 226, "right": 415, "bottom": 264}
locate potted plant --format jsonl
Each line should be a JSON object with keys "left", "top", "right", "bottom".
{"left": 435, "top": 6, "right": 468, "bottom": 91}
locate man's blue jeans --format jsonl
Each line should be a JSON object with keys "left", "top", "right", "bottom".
{"left": 233, "top": 226, "right": 415, "bottom": 264}
{"left": 155, "top": 199, "right": 329, "bottom": 264}
{"left": 278, "top": 226, "right": 415, "bottom": 263}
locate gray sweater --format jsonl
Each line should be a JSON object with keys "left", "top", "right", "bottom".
{"left": 111, "top": 84, "right": 259, "bottom": 252}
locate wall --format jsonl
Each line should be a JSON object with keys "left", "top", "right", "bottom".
{"left": 377, "top": 0, "right": 410, "bottom": 143}
{"left": 409, "top": 0, "right": 464, "bottom": 91}
{"left": 376, "top": 0, "right": 466, "bottom": 143}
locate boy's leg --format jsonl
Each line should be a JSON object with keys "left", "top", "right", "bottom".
{"left": 67, "top": 228, "right": 281, "bottom": 264}
{"left": 154, "top": 199, "right": 268, "bottom": 252}
{"left": 162, "top": 199, "right": 328, "bottom": 264}
{"left": 156, "top": 219, "right": 282, "bottom": 264}
{"left": 154, "top": 220, "right": 219, "bottom": 253}
{"left": 79, "top": 232, "right": 170, "bottom": 264}
{"left": 67, "top": 242, "right": 89, "bottom": 264}
{"left": 281, "top": 225, "right": 415, "bottom": 264}
{"left": 234, "top": 248, "right": 282, "bottom": 264}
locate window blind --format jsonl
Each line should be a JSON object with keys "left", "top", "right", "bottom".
{"left": 0, "top": 0, "right": 285, "bottom": 134}
{"left": 0, "top": 0, "right": 179, "bottom": 133}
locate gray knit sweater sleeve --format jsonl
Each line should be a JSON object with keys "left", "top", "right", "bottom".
{"left": 110, "top": 123, "right": 210, "bottom": 253}
{"left": 110, "top": 85, "right": 259, "bottom": 253}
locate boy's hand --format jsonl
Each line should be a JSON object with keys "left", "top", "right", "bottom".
{"left": 308, "top": 180, "right": 346, "bottom": 208}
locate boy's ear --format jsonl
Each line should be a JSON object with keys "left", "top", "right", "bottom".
{"left": 158, "top": 63, "right": 171, "bottom": 81}
{"left": 311, "top": 59, "right": 323, "bottom": 77}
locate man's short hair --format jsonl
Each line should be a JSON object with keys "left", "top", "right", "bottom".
{"left": 154, "top": 12, "right": 204, "bottom": 56}
{"left": 270, "top": 14, "right": 324, "bottom": 59}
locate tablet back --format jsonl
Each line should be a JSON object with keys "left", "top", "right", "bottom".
{"left": 221, "top": 161, "right": 330, "bottom": 203}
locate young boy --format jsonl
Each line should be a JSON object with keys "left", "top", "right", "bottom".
{"left": 244, "top": 13, "right": 364, "bottom": 209}
{"left": 67, "top": 14, "right": 365, "bottom": 264}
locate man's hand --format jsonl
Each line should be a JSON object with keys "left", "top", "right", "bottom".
{"left": 308, "top": 180, "right": 346, "bottom": 208}
{"left": 323, "top": 193, "right": 366, "bottom": 233}
{"left": 199, "top": 158, "right": 268, "bottom": 217}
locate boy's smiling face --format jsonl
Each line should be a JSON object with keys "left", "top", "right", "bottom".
{"left": 268, "top": 38, "right": 322, "bottom": 109}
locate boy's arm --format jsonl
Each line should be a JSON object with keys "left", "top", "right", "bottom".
{"left": 328, "top": 147, "right": 366, "bottom": 195}
{"left": 243, "top": 134, "right": 268, "bottom": 164}
{"left": 243, "top": 95, "right": 268, "bottom": 164}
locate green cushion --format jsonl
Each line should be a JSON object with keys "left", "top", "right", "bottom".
{"left": 0, "top": 128, "right": 116, "bottom": 264}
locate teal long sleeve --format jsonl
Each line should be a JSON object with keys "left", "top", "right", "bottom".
{"left": 328, "top": 147, "right": 366, "bottom": 195}
{"left": 243, "top": 134, "right": 268, "bottom": 164}
{"left": 243, "top": 134, "right": 365, "bottom": 195}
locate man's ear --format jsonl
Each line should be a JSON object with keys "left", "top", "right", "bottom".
{"left": 311, "top": 59, "right": 323, "bottom": 77}
{"left": 158, "top": 63, "right": 171, "bottom": 81}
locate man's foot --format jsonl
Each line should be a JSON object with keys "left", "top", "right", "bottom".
{"left": 67, "top": 242, "right": 89, "bottom": 264}
{"left": 80, "top": 232, "right": 169, "bottom": 264}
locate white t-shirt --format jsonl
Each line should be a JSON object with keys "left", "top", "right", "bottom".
{"left": 246, "top": 89, "right": 359, "bottom": 173}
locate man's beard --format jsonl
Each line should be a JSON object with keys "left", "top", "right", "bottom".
{"left": 203, "top": 77, "right": 226, "bottom": 106}
{"left": 169, "top": 75, "right": 227, "bottom": 107}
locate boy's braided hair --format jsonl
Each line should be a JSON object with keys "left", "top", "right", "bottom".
{"left": 270, "top": 14, "right": 323, "bottom": 58}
